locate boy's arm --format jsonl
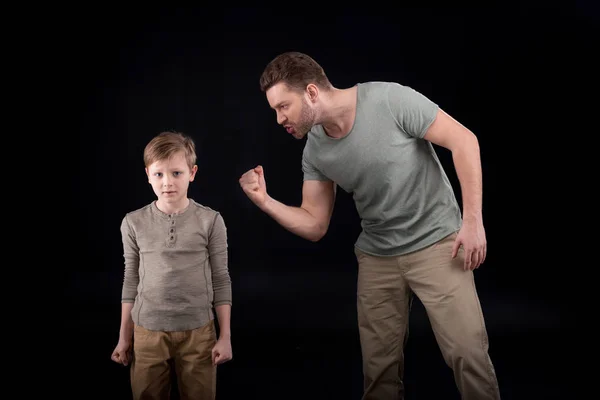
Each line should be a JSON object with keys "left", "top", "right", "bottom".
{"left": 214, "top": 304, "right": 231, "bottom": 339}
{"left": 120, "top": 215, "right": 140, "bottom": 341}
{"left": 119, "top": 303, "right": 134, "bottom": 341}
{"left": 208, "top": 213, "right": 232, "bottom": 340}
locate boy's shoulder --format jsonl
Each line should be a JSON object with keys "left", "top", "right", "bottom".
{"left": 121, "top": 200, "right": 223, "bottom": 228}
{"left": 188, "top": 199, "right": 223, "bottom": 219}
{"left": 188, "top": 199, "right": 217, "bottom": 212}
{"left": 123, "top": 202, "right": 154, "bottom": 221}
{"left": 188, "top": 199, "right": 219, "bottom": 216}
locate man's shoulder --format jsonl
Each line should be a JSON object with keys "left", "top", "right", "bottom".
{"left": 360, "top": 80, "right": 396, "bottom": 88}
{"left": 353, "top": 82, "right": 397, "bottom": 114}
{"left": 359, "top": 81, "right": 399, "bottom": 93}
{"left": 360, "top": 81, "right": 418, "bottom": 99}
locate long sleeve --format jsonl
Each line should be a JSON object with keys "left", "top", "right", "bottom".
{"left": 208, "top": 213, "right": 232, "bottom": 306}
{"left": 120, "top": 215, "right": 140, "bottom": 303}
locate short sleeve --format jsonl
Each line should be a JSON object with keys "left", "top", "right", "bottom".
{"left": 386, "top": 82, "right": 439, "bottom": 139}
{"left": 302, "top": 149, "right": 330, "bottom": 182}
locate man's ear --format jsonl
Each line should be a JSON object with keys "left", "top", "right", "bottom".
{"left": 306, "top": 83, "right": 319, "bottom": 103}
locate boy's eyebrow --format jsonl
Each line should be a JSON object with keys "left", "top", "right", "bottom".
{"left": 152, "top": 168, "right": 184, "bottom": 173}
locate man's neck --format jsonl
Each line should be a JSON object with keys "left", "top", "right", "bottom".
{"left": 156, "top": 197, "right": 190, "bottom": 215}
{"left": 320, "top": 86, "right": 358, "bottom": 139}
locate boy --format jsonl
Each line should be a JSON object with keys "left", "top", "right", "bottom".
{"left": 111, "top": 131, "right": 232, "bottom": 400}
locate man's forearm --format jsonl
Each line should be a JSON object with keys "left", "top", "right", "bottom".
{"left": 260, "top": 197, "right": 325, "bottom": 242}
{"left": 119, "top": 302, "right": 134, "bottom": 340}
{"left": 215, "top": 304, "right": 231, "bottom": 340}
{"left": 452, "top": 134, "right": 483, "bottom": 221}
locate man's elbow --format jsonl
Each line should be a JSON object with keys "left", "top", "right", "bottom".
{"left": 308, "top": 224, "right": 328, "bottom": 242}
{"left": 449, "top": 130, "right": 479, "bottom": 155}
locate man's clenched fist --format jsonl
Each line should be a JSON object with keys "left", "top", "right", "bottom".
{"left": 239, "top": 165, "right": 268, "bottom": 207}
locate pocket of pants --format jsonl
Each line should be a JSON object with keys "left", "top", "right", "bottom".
{"left": 354, "top": 246, "right": 367, "bottom": 262}
{"left": 133, "top": 324, "right": 154, "bottom": 340}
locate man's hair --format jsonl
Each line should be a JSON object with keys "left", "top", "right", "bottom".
{"left": 259, "top": 51, "right": 332, "bottom": 93}
{"left": 143, "top": 131, "right": 197, "bottom": 170}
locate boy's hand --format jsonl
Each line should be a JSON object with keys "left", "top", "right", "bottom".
{"left": 211, "top": 337, "right": 232, "bottom": 365}
{"left": 111, "top": 339, "right": 132, "bottom": 366}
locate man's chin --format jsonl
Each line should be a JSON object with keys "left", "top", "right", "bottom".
{"left": 292, "top": 131, "right": 308, "bottom": 140}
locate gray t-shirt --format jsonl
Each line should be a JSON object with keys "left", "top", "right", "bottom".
{"left": 120, "top": 199, "right": 232, "bottom": 331}
{"left": 302, "top": 81, "right": 462, "bottom": 256}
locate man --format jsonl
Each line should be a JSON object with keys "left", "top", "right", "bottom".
{"left": 239, "top": 51, "right": 501, "bottom": 400}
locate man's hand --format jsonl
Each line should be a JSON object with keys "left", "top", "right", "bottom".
{"left": 111, "top": 339, "right": 132, "bottom": 366}
{"left": 452, "top": 218, "right": 487, "bottom": 270}
{"left": 239, "top": 165, "right": 269, "bottom": 208}
{"left": 212, "top": 337, "right": 232, "bottom": 365}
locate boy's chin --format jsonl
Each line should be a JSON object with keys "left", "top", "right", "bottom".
{"left": 158, "top": 195, "right": 182, "bottom": 203}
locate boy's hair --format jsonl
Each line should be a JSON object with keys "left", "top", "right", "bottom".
{"left": 259, "top": 51, "right": 332, "bottom": 93}
{"left": 143, "top": 131, "right": 197, "bottom": 170}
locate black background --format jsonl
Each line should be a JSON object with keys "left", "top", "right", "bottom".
{"left": 65, "top": 5, "right": 584, "bottom": 399}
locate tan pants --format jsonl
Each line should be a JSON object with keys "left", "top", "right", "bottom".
{"left": 130, "top": 320, "right": 217, "bottom": 400}
{"left": 355, "top": 232, "right": 501, "bottom": 400}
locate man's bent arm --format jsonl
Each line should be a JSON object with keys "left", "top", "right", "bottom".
{"left": 260, "top": 180, "right": 336, "bottom": 242}
{"left": 423, "top": 109, "right": 483, "bottom": 221}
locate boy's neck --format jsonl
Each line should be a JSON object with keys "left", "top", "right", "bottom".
{"left": 156, "top": 197, "right": 190, "bottom": 215}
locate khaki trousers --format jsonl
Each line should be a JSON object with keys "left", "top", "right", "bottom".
{"left": 130, "top": 320, "right": 217, "bottom": 400}
{"left": 355, "top": 232, "right": 501, "bottom": 400}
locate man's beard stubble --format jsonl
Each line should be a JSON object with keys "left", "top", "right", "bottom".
{"left": 294, "top": 99, "right": 316, "bottom": 139}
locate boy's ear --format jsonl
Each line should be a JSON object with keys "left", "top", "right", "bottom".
{"left": 190, "top": 165, "right": 198, "bottom": 181}
{"left": 145, "top": 167, "right": 150, "bottom": 182}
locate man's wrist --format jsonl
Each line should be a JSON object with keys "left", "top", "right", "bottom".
{"left": 463, "top": 211, "right": 482, "bottom": 222}
{"left": 260, "top": 195, "right": 274, "bottom": 213}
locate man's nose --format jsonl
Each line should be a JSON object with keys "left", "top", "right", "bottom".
{"left": 277, "top": 113, "right": 286, "bottom": 125}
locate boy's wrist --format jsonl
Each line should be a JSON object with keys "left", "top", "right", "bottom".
{"left": 119, "top": 322, "right": 134, "bottom": 341}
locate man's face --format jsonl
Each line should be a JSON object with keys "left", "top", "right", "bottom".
{"left": 266, "top": 82, "right": 316, "bottom": 140}
{"left": 145, "top": 151, "right": 197, "bottom": 206}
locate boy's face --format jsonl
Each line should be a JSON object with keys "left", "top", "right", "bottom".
{"left": 145, "top": 151, "right": 197, "bottom": 206}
